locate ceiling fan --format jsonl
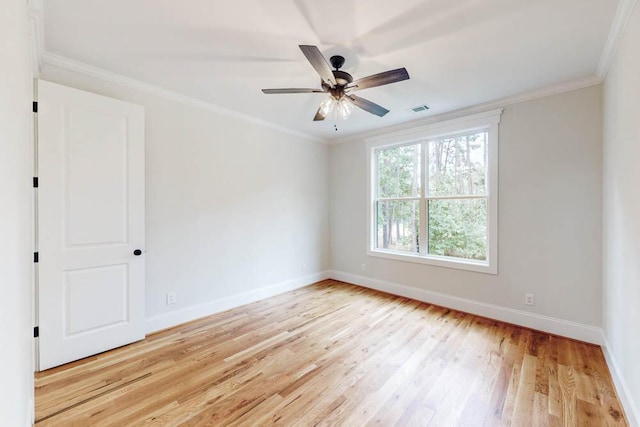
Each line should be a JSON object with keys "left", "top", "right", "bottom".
{"left": 262, "top": 45, "right": 409, "bottom": 121}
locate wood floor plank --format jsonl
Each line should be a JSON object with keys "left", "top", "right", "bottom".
{"left": 558, "top": 364, "right": 578, "bottom": 426}
{"left": 35, "top": 280, "right": 629, "bottom": 426}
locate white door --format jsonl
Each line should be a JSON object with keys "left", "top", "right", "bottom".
{"left": 37, "top": 80, "right": 146, "bottom": 370}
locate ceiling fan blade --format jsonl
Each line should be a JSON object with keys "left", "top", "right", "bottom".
{"left": 313, "top": 107, "right": 326, "bottom": 121}
{"left": 347, "top": 68, "right": 409, "bottom": 91}
{"left": 299, "top": 45, "right": 337, "bottom": 87}
{"left": 347, "top": 95, "right": 390, "bottom": 117}
{"left": 262, "top": 88, "right": 326, "bottom": 94}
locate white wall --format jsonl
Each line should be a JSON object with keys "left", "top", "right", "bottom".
{"left": 41, "top": 65, "right": 330, "bottom": 327}
{"left": 330, "top": 85, "right": 603, "bottom": 329}
{"left": 0, "top": 0, "right": 34, "bottom": 425}
{"left": 17, "top": 14, "right": 639, "bottom": 423}
{"left": 603, "top": 1, "right": 640, "bottom": 423}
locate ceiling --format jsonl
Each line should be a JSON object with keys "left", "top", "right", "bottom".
{"left": 42, "top": 0, "right": 619, "bottom": 141}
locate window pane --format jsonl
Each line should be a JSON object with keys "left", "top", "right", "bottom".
{"left": 377, "top": 144, "right": 421, "bottom": 198}
{"left": 376, "top": 200, "right": 420, "bottom": 253}
{"left": 428, "top": 198, "right": 487, "bottom": 260}
{"left": 428, "top": 132, "right": 487, "bottom": 196}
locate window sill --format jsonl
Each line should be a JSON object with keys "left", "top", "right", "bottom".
{"left": 367, "top": 249, "right": 497, "bottom": 275}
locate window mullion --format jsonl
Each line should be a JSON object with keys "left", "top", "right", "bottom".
{"left": 376, "top": 196, "right": 421, "bottom": 201}
{"left": 367, "top": 110, "right": 501, "bottom": 274}
{"left": 425, "top": 195, "right": 488, "bottom": 200}
{"left": 419, "top": 140, "right": 428, "bottom": 255}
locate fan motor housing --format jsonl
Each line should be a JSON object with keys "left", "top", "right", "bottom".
{"left": 332, "top": 70, "right": 353, "bottom": 87}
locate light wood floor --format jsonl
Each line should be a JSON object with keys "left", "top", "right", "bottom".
{"left": 35, "top": 280, "right": 627, "bottom": 426}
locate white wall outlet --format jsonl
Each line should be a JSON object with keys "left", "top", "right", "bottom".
{"left": 301, "top": 263, "right": 307, "bottom": 273}
{"left": 361, "top": 263, "right": 367, "bottom": 272}
{"left": 166, "top": 291, "right": 177, "bottom": 305}
{"left": 525, "top": 293, "right": 535, "bottom": 306}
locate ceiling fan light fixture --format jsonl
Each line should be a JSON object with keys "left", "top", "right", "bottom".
{"left": 319, "top": 96, "right": 354, "bottom": 120}
{"left": 319, "top": 97, "right": 335, "bottom": 117}
{"left": 337, "top": 97, "right": 354, "bottom": 120}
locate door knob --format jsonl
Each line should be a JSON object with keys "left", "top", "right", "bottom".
{"left": 133, "top": 249, "right": 143, "bottom": 256}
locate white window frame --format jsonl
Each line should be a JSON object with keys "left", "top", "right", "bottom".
{"left": 366, "top": 109, "right": 501, "bottom": 274}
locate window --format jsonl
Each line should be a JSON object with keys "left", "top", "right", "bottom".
{"left": 367, "top": 110, "right": 501, "bottom": 274}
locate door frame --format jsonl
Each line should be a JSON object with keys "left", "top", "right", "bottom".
{"left": 33, "top": 79, "right": 146, "bottom": 371}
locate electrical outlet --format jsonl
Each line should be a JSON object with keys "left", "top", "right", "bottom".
{"left": 301, "top": 263, "right": 307, "bottom": 273}
{"left": 166, "top": 292, "right": 177, "bottom": 305}
{"left": 361, "top": 263, "right": 367, "bottom": 272}
{"left": 525, "top": 293, "right": 535, "bottom": 306}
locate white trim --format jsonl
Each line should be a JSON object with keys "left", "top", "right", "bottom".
{"left": 39, "top": 50, "right": 603, "bottom": 148}
{"left": 601, "top": 332, "right": 640, "bottom": 427}
{"left": 41, "top": 52, "right": 326, "bottom": 145}
{"left": 366, "top": 110, "right": 500, "bottom": 275}
{"left": 328, "top": 270, "right": 603, "bottom": 344}
{"left": 598, "top": 0, "right": 639, "bottom": 79}
{"left": 365, "top": 108, "right": 502, "bottom": 147}
{"left": 367, "top": 250, "right": 494, "bottom": 274}
{"left": 145, "top": 271, "right": 330, "bottom": 334}
{"left": 331, "top": 76, "right": 601, "bottom": 146}
{"left": 27, "top": 0, "right": 44, "bottom": 76}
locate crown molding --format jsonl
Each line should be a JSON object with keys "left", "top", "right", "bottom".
{"left": 31, "top": 0, "right": 627, "bottom": 147}
{"left": 41, "top": 52, "right": 326, "bottom": 145}
{"left": 598, "top": 0, "right": 638, "bottom": 79}
{"left": 27, "top": 0, "right": 44, "bottom": 76}
{"left": 365, "top": 108, "right": 503, "bottom": 147}
{"left": 329, "top": 74, "right": 602, "bottom": 145}
{"left": 40, "top": 51, "right": 601, "bottom": 147}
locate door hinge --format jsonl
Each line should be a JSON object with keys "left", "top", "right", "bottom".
{"left": 33, "top": 326, "right": 39, "bottom": 338}
{"left": 32, "top": 101, "right": 38, "bottom": 113}
{"left": 33, "top": 177, "right": 38, "bottom": 188}
{"left": 33, "top": 252, "right": 39, "bottom": 263}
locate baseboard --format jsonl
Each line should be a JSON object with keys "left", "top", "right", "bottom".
{"left": 145, "top": 271, "right": 330, "bottom": 334}
{"left": 601, "top": 332, "right": 640, "bottom": 427}
{"left": 27, "top": 397, "right": 34, "bottom": 427}
{"left": 327, "top": 270, "right": 603, "bottom": 345}
{"left": 143, "top": 270, "right": 637, "bottom": 424}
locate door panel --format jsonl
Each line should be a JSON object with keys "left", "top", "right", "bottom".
{"left": 65, "top": 108, "right": 129, "bottom": 246}
{"left": 38, "top": 80, "right": 145, "bottom": 370}
{"left": 65, "top": 264, "right": 128, "bottom": 336}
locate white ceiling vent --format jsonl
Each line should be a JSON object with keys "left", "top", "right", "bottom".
{"left": 411, "top": 105, "right": 430, "bottom": 112}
